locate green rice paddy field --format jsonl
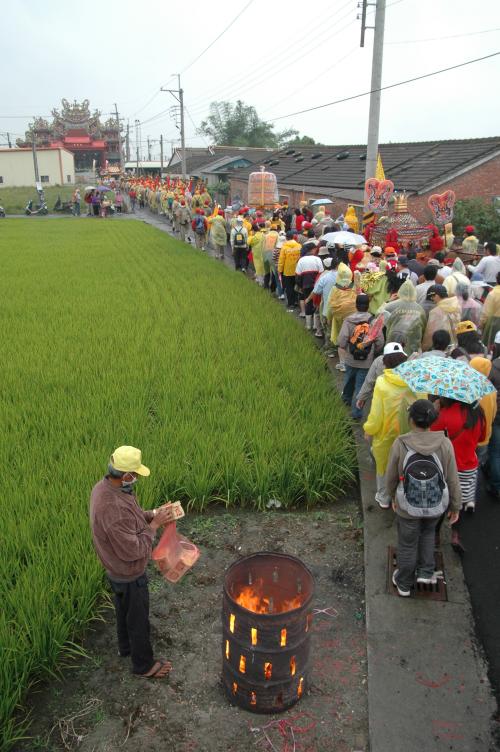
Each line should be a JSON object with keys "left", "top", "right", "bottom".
{"left": 0, "top": 218, "right": 355, "bottom": 748}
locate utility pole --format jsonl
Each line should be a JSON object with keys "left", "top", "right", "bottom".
{"left": 135, "top": 119, "right": 140, "bottom": 175}
{"left": 32, "top": 130, "right": 40, "bottom": 183}
{"left": 125, "top": 122, "right": 130, "bottom": 162}
{"left": 147, "top": 136, "right": 152, "bottom": 162}
{"left": 161, "top": 74, "right": 187, "bottom": 179}
{"left": 7, "top": 132, "right": 12, "bottom": 148}
{"left": 160, "top": 134, "right": 164, "bottom": 175}
{"left": 114, "top": 102, "right": 123, "bottom": 170}
{"left": 360, "top": 0, "right": 386, "bottom": 182}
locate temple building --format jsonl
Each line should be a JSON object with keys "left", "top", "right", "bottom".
{"left": 17, "top": 99, "right": 122, "bottom": 175}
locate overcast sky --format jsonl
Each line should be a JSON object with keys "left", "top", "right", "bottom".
{"left": 1, "top": 0, "right": 499, "bottom": 160}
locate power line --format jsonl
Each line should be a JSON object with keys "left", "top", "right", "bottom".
{"left": 269, "top": 50, "right": 500, "bottom": 122}
{"left": 180, "top": 0, "right": 254, "bottom": 74}
{"left": 187, "top": 2, "right": 357, "bottom": 118}
{"left": 386, "top": 26, "right": 500, "bottom": 45}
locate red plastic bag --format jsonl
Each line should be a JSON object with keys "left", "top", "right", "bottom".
{"left": 152, "top": 522, "right": 200, "bottom": 583}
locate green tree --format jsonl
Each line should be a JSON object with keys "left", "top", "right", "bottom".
{"left": 198, "top": 101, "right": 312, "bottom": 148}
{"left": 453, "top": 198, "right": 500, "bottom": 242}
{"left": 284, "top": 134, "right": 317, "bottom": 146}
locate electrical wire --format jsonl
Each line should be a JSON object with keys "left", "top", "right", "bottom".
{"left": 386, "top": 27, "right": 500, "bottom": 45}
{"left": 180, "top": 0, "right": 255, "bottom": 74}
{"left": 185, "top": 106, "right": 210, "bottom": 147}
{"left": 187, "top": 3, "right": 357, "bottom": 117}
{"left": 269, "top": 50, "right": 500, "bottom": 122}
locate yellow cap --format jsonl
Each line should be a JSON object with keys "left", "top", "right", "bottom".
{"left": 455, "top": 320, "right": 477, "bottom": 335}
{"left": 110, "top": 446, "right": 150, "bottom": 476}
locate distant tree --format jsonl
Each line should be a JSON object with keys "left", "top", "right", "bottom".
{"left": 284, "top": 134, "right": 317, "bottom": 146}
{"left": 453, "top": 198, "right": 500, "bottom": 242}
{"left": 199, "top": 101, "right": 314, "bottom": 149}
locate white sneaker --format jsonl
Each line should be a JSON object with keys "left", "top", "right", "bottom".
{"left": 335, "top": 363, "right": 346, "bottom": 372}
{"left": 392, "top": 570, "right": 411, "bottom": 597}
{"left": 299, "top": 313, "right": 306, "bottom": 319}
{"left": 416, "top": 573, "right": 437, "bottom": 585}
{"left": 465, "top": 501, "right": 475, "bottom": 512}
{"left": 279, "top": 294, "right": 285, "bottom": 300}
{"left": 375, "top": 493, "right": 390, "bottom": 509}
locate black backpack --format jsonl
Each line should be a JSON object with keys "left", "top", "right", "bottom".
{"left": 233, "top": 230, "right": 247, "bottom": 247}
{"left": 348, "top": 322, "right": 373, "bottom": 361}
{"left": 396, "top": 441, "right": 449, "bottom": 518}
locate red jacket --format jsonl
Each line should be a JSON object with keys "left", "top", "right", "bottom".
{"left": 296, "top": 214, "right": 305, "bottom": 232}
{"left": 431, "top": 402, "right": 485, "bottom": 471}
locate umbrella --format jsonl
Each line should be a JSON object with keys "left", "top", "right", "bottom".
{"left": 311, "top": 198, "right": 334, "bottom": 206}
{"left": 84, "top": 185, "right": 96, "bottom": 192}
{"left": 96, "top": 185, "right": 112, "bottom": 192}
{"left": 394, "top": 356, "right": 496, "bottom": 405}
{"left": 322, "top": 230, "right": 367, "bottom": 246}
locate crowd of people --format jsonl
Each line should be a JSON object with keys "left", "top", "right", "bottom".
{"left": 119, "top": 176, "right": 500, "bottom": 597}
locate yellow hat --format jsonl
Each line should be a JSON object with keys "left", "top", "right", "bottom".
{"left": 455, "top": 320, "right": 477, "bottom": 335}
{"left": 110, "top": 446, "right": 150, "bottom": 476}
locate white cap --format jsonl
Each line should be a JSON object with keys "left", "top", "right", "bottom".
{"left": 383, "top": 342, "right": 407, "bottom": 356}
{"left": 371, "top": 246, "right": 383, "bottom": 256}
{"left": 495, "top": 331, "right": 500, "bottom": 345}
{"left": 323, "top": 257, "right": 333, "bottom": 268}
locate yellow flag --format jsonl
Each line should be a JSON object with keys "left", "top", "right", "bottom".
{"left": 375, "top": 153, "right": 385, "bottom": 181}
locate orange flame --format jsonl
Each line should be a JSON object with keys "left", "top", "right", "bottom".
{"left": 264, "top": 662, "right": 272, "bottom": 680}
{"left": 250, "top": 691, "right": 257, "bottom": 706}
{"left": 229, "top": 614, "right": 235, "bottom": 632}
{"left": 298, "top": 677, "right": 304, "bottom": 698}
{"left": 232, "top": 682, "right": 238, "bottom": 695}
{"left": 251, "top": 628, "right": 258, "bottom": 646}
{"left": 225, "top": 640, "right": 230, "bottom": 659}
{"left": 239, "top": 655, "right": 246, "bottom": 674}
{"left": 233, "top": 578, "right": 304, "bottom": 614}
{"left": 290, "top": 656, "right": 296, "bottom": 676}
{"left": 280, "top": 629, "right": 287, "bottom": 647}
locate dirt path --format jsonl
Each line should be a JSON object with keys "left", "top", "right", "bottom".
{"left": 15, "top": 504, "right": 368, "bottom": 752}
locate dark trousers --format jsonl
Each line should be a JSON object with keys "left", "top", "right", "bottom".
{"left": 283, "top": 275, "right": 296, "bottom": 307}
{"left": 342, "top": 365, "right": 368, "bottom": 419}
{"left": 109, "top": 573, "right": 154, "bottom": 674}
{"left": 233, "top": 246, "right": 248, "bottom": 270}
{"left": 396, "top": 516, "right": 439, "bottom": 590}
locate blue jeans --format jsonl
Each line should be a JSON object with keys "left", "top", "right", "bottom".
{"left": 271, "top": 264, "right": 283, "bottom": 296}
{"left": 342, "top": 365, "right": 368, "bottom": 419}
{"left": 488, "top": 422, "right": 500, "bottom": 491}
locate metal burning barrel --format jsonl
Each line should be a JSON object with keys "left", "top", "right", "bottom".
{"left": 247, "top": 166, "right": 279, "bottom": 209}
{"left": 222, "top": 552, "right": 314, "bottom": 713}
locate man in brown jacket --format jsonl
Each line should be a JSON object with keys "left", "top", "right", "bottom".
{"left": 385, "top": 401, "right": 461, "bottom": 597}
{"left": 90, "top": 446, "right": 173, "bottom": 678}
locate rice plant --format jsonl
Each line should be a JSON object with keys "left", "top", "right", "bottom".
{"left": 0, "top": 219, "right": 355, "bottom": 748}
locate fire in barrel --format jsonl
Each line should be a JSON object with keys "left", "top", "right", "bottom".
{"left": 248, "top": 166, "right": 279, "bottom": 209}
{"left": 222, "top": 552, "right": 314, "bottom": 713}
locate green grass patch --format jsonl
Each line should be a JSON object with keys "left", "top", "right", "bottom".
{"left": 0, "top": 219, "right": 355, "bottom": 748}
{"left": 0, "top": 185, "right": 114, "bottom": 214}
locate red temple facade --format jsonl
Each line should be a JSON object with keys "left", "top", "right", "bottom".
{"left": 18, "top": 99, "right": 121, "bottom": 174}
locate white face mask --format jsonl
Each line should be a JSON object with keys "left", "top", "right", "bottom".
{"left": 121, "top": 472, "right": 138, "bottom": 491}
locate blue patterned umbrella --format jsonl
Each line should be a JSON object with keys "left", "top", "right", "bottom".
{"left": 394, "top": 356, "right": 496, "bottom": 405}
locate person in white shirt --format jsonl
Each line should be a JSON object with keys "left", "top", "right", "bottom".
{"left": 468, "top": 243, "right": 500, "bottom": 286}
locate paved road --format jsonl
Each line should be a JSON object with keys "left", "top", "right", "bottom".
{"left": 460, "top": 473, "right": 500, "bottom": 708}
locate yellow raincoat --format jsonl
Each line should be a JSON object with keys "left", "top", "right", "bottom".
{"left": 363, "top": 369, "right": 424, "bottom": 475}
{"left": 422, "top": 296, "right": 461, "bottom": 351}
{"left": 327, "top": 263, "right": 357, "bottom": 345}
{"left": 480, "top": 284, "right": 500, "bottom": 348}
{"left": 249, "top": 230, "right": 266, "bottom": 276}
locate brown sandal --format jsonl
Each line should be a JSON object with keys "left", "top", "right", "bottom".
{"left": 140, "top": 660, "right": 172, "bottom": 679}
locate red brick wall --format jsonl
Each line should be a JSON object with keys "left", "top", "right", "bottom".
{"left": 409, "top": 155, "right": 500, "bottom": 222}
{"left": 229, "top": 179, "right": 353, "bottom": 220}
